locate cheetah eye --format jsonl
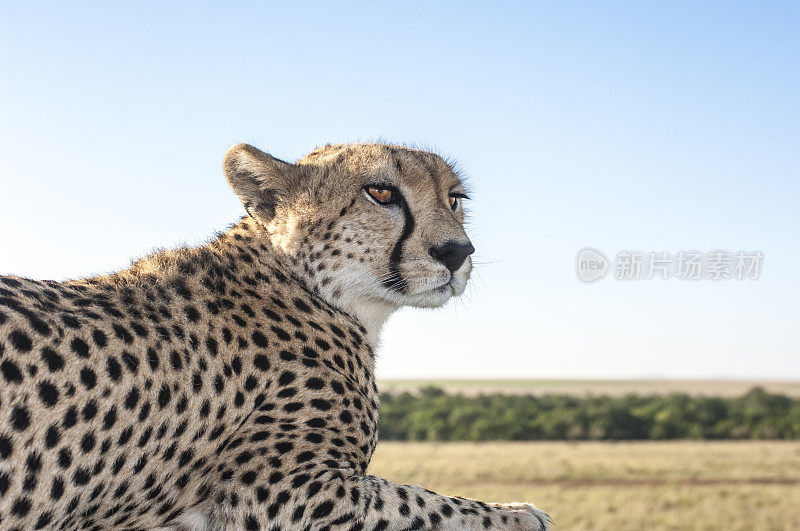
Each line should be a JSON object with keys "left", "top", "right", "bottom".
{"left": 449, "top": 193, "right": 468, "bottom": 212}
{"left": 366, "top": 186, "right": 394, "bottom": 205}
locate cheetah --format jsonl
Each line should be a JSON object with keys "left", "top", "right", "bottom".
{"left": 0, "top": 143, "right": 549, "bottom": 530}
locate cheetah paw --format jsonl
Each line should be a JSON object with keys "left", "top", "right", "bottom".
{"left": 497, "top": 502, "right": 550, "bottom": 530}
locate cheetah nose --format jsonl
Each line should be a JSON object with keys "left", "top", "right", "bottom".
{"left": 428, "top": 240, "right": 475, "bottom": 273}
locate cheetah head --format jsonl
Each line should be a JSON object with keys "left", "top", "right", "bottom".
{"left": 224, "top": 143, "right": 474, "bottom": 338}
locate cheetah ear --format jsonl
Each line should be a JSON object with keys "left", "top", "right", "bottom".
{"left": 224, "top": 143, "right": 298, "bottom": 225}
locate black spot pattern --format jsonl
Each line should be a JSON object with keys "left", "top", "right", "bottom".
{"left": 0, "top": 144, "right": 543, "bottom": 530}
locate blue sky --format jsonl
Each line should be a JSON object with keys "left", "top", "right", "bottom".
{"left": 1, "top": 2, "right": 798, "bottom": 379}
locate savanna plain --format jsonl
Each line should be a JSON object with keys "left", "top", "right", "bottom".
{"left": 371, "top": 380, "right": 800, "bottom": 530}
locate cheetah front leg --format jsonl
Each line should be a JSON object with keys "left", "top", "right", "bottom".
{"left": 197, "top": 465, "right": 549, "bottom": 530}
{"left": 342, "top": 474, "right": 550, "bottom": 531}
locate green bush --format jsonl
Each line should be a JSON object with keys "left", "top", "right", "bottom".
{"left": 377, "top": 387, "right": 800, "bottom": 441}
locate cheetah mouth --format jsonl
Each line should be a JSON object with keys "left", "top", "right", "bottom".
{"left": 399, "top": 277, "right": 453, "bottom": 298}
{"left": 431, "top": 281, "right": 454, "bottom": 294}
{"left": 391, "top": 268, "right": 468, "bottom": 306}
{"left": 399, "top": 277, "right": 464, "bottom": 308}
{"left": 419, "top": 278, "right": 459, "bottom": 298}
{"left": 412, "top": 274, "right": 453, "bottom": 293}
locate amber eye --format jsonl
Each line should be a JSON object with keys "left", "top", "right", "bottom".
{"left": 449, "top": 193, "right": 468, "bottom": 212}
{"left": 366, "top": 186, "right": 393, "bottom": 204}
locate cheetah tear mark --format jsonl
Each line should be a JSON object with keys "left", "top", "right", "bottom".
{"left": 382, "top": 195, "right": 415, "bottom": 293}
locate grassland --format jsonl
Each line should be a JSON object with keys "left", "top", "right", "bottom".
{"left": 368, "top": 441, "right": 800, "bottom": 530}
{"left": 378, "top": 379, "right": 800, "bottom": 397}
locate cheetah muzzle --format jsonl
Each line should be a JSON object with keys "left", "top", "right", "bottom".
{"left": 0, "top": 143, "right": 549, "bottom": 529}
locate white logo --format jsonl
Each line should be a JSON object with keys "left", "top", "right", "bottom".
{"left": 576, "top": 248, "right": 763, "bottom": 283}
{"left": 576, "top": 247, "right": 609, "bottom": 283}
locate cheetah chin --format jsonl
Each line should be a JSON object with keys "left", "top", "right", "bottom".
{"left": 0, "top": 142, "right": 548, "bottom": 530}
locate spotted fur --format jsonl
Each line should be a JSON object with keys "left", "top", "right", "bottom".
{"left": 0, "top": 143, "right": 548, "bottom": 529}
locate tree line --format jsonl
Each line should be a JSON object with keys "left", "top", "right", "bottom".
{"left": 378, "top": 387, "right": 800, "bottom": 440}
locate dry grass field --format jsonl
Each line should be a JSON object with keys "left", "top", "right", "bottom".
{"left": 378, "top": 379, "right": 800, "bottom": 397}
{"left": 368, "top": 441, "right": 800, "bottom": 530}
